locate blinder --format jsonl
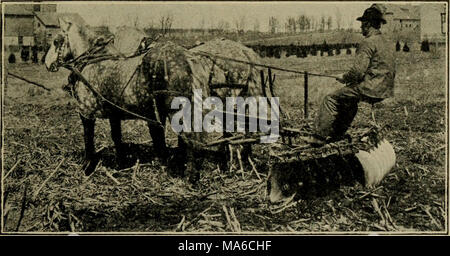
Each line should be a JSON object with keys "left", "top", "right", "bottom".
{"left": 53, "top": 33, "right": 70, "bottom": 68}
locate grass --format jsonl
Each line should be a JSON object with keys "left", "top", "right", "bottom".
{"left": 1, "top": 46, "right": 447, "bottom": 233}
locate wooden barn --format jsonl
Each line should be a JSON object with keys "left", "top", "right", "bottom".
{"left": 34, "top": 12, "right": 86, "bottom": 50}
{"left": 4, "top": 3, "right": 85, "bottom": 52}
{"left": 4, "top": 4, "right": 41, "bottom": 52}
{"left": 420, "top": 3, "right": 447, "bottom": 43}
{"left": 383, "top": 4, "right": 421, "bottom": 33}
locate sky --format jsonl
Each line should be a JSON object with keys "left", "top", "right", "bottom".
{"left": 57, "top": 1, "right": 372, "bottom": 32}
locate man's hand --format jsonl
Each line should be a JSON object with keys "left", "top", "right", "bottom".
{"left": 335, "top": 73, "right": 346, "bottom": 84}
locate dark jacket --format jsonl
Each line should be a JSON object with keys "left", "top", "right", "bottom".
{"left": 342, "top": 28, "right": 396, "bottom": 99}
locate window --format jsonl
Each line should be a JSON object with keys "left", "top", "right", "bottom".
{"left": 18, "top": 36, "right": 23, "bottom": 45}
{"left": 442, "top": 13, "right": 446, "bottom": 34}
{"left": 33, "top": 5, "right": 40, "bottom": 12}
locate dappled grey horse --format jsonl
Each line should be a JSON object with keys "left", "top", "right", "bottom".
{"left": 44, "top": 19, "right": 193, "bottom": 175}
{"left": 45, "top": 18, "right": 265, "bottom": 180}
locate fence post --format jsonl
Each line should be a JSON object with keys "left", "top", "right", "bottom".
{"left": 304, "top": 71, "right": 309, "bottom": 118}
{"left": 268, "top": 68, "right": 273, "bottom": 88}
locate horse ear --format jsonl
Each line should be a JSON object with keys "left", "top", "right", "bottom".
{"left": 59, "top": 18, "right": 72, "bottom": 33}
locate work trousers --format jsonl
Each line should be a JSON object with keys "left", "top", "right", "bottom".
{"left": 314, "top": 86, "right": 377, "bottom": 140}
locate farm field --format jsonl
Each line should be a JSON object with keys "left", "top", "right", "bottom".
{"left": 1, "top": 46, "right": 447, "bottom": 233}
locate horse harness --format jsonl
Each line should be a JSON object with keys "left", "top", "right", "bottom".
{"left": 59, "top": 34, "right": 257, "bottom": 130}
{"left": 60, "top": 34, "right": 166, "bottom": 128}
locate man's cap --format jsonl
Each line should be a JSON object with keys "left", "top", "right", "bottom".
{"left": 356, "top": 4, "right": 387, "bottom": 24}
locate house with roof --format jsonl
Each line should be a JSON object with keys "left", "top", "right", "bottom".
{"left": 34, "top": 12, "right": 86, "bottom": 50}
{"left": 420, "top": 3, "right": 446, "bottom": 43}
{"left": 4, "top": 3, "right": 85, "bottom": 52}
{"left": 381, "top": 3, "right": 446, "bottom": 45}
{"left": 383, "top": 4, "right": 421, "bottom": 32}
{"left": 4, "top": 4, "right": 42, "bottom": 51}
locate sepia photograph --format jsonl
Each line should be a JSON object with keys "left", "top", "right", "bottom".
{"left": 1, "top": 0, "right": 448, "bottom": 235}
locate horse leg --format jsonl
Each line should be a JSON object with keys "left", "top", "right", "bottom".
{"left": 178, "top": 135, "right": 201, "bottom": 184}
{"left": 80, "top": 114, "right": 98, "bottom": 175}
{"left": 240, "top": 144, "right": 253, "bottom": 165}
{"left": 148, "top": 98, "right": 169, "bottom": 162}
{"left": 148, "top": 118, "right": 168, "bottom": 162}
{"left": 219, "top": 132, "right": 232, "bottom": 172}
{"left": 109, "top": 117, "right": 126, "bottom": 166}
{"left": 187, "top": 148, "right": 201, "bottom": 185}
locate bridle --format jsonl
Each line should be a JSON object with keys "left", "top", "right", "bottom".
{"left": 50, "top": 33, "right": 70, "bottom": 71}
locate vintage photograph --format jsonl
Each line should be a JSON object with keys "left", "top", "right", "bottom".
{"left": 1, "top": 1, "right": 448, "bottom": 234}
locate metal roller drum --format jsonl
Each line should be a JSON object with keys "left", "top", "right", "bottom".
{"left": 267, "top": 138, "right": 396, "bottom": 203}
{"left": 356, "top": 139, "right": 396, "bottom": 187}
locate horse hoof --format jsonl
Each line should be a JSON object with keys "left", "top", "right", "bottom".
{"left": 155, "top": 149, "right": 170, "bottom": 165}
{"left": 115, "top": 155, "right": 133, "bottom": 169}
{"left": 83, "top": 157, "right": 99, "bottom": 176}
{"left": 166, "top": 151, "right": 186, "bottom": 177}
{"left": 187, "top": 171, "right": 200, "bottom": 185}
{"left": 167, "top": 161, "right": 185, "bottom": 177}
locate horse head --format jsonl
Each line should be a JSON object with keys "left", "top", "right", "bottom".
{"left": 45, "top": 18, "right": 93, "bottom": 72}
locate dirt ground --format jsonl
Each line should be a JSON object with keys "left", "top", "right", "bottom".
{"left": 1, "top": 46, "right": 447, "bottom": 233}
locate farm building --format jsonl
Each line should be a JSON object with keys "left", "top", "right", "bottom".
{"left": 383, "top": 4, "right": 421, "bottom": 32}
{"left": 4, "top": 4, "right": 41, "bottom": 51}
{"left": 4, "top": 3, "right": 85, "bottom": 52}
{"left": 34, "top": 12, "right": 86, "bottom": 50}
{"left": 420, "top": 3, "right": 447, "bottom": 43}
{"left": 383, "top": 3, "right": 447, "bottom": 44}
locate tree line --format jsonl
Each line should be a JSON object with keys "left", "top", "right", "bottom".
{"left": 105, "top": 10, "right": 352, "bottom": 34}
{"left": 269, "top": 11, "right": 350, "bottom": 34}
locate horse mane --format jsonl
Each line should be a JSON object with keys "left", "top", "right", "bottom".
{"left": 113, "top": 26, "right": 148, "bottom": 54}
{"left": 76, "top": 24, "right": 99, "bottom": 48}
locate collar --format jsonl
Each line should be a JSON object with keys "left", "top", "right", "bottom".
{"left": 366, "top": 27, "right": 382, "bottom": 37}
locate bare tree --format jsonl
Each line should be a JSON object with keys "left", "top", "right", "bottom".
{"left": 100, "top": 17, "right": 109, "bottom": 27}
{"left": 145, "top": 19, "right": 155, "bottom": 30}
{"left": 199, "top": 17, "right": 205, "bottom": 35}
{"left": 223, "top": 21, "right": 231, "bottom": 32}
{"left": 310, "top": 17, "right": 316, "bottom": 31}
{"left": 234, "top": 15, "right": 246, "bottom": 33}
{"left": 127, "top": 14, "right": 140, "bottom": 28}
{"left": 327, "top": 16, "right": 333, "bottom": 31}
{"left": 335, "top": 7, "right": 343, "bottom": 30}
{"left": 297, "top": 15, "right": 308, "bottom": 32}
{"left": 304, "top": 16, "right": 311, "bottom": 31}
{"left": 269, "top": 16, "right": 279, "bottom": 34}
{"left": 286, "top": 16, "right": 297, "bottom": 33}
{"left": 216, "top": 19, "right": 226, "bottom": 33}
{"left": 319, "top": 15, "right": 326, "bottom": 32}
{"left": 253, "top": 18, "right": 260, "bottom": 32}
{"left": 133, "top": 16, "right": 140, "bottom": 28}
{"left": 208, "top": 18, "right": 216, "bottom": 34}
{"left": 159, "top": 12, "right": 174, "bottom": 35}
{"left": 347, "top": 19, "right": 355, "bottom": 31}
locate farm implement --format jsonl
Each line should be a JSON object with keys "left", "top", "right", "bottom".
{"left": 183, "top": 48, "right": 397, "bottom": 203}
{"left": 10, "top": 33, "right": 396, "bottom": 203}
